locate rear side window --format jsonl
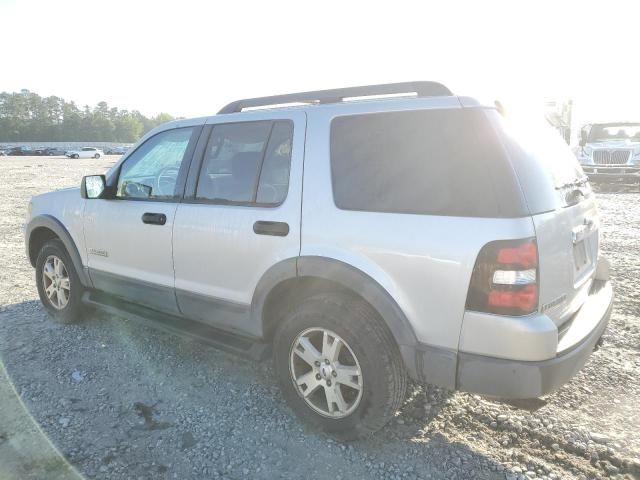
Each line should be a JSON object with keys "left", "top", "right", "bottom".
{"left": 330, "top": 108, "right": 523, "bottom": 217}
{"left": 256, "top": 121, "right": 294, "bottom": 204}
{"left": 195, "top": 120, "right": 293, "bottom": 205}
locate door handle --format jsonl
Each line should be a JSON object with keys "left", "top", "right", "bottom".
{"left": 253, "top": 221, "right": 289, "bottom": 237}
{"left": 141, "top": 212, "right": 167, "bottom": 225}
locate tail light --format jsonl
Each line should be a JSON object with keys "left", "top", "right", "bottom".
{"left": 466, "top": 238, "right": 539, "bottom": 316}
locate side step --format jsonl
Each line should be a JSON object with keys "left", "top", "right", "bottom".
{"left": 82, "top": 290, "right": 270, "bottom": 361}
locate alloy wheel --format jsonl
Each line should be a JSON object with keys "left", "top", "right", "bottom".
{"left": 42, "top": 255, "right": 70, "bottom": 310}
{"left": 289, "top": 328, "right": 363, "bottom": 418}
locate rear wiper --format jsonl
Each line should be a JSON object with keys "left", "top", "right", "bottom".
{"left": 555, "top": 176, "right": 589, "bottom": 190}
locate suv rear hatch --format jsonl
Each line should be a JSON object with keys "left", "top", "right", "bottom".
{"left": 491, "top": 112, "right": 599, "bottom": 327}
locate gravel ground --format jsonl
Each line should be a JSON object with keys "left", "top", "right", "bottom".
{"left": 0, "top": 156, "right": 638, "bottom": 480}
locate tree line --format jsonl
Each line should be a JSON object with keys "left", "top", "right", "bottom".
{"left": 0, "top": 89, "right": 175, "bottom": 143}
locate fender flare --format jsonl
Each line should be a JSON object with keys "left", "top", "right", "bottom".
{"left": 251, "top": 256, "right": 418, "bottom": 349}
{"left": 296, "top": 256, "right": 418, "bottom": 347}
{"left": 250, "top": 257, "right": 298, "bottom": 330}
{"left": 25, "top": 215, "right": 92, "bottom": 287}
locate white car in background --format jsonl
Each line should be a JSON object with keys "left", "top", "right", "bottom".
{"left": 65, "top": 147, "right": 104, "bottom": 159}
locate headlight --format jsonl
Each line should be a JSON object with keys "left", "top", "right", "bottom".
{"left": 581, "top": 146, "right": 593, "bottom": 157}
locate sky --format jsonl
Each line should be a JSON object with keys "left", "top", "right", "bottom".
{"left": 1, "top": 0, "right": 639, "bottom": 127}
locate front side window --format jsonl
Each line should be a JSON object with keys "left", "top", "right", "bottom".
{"left": 195, "top": 120, "right": 293, "bottom": 205}
{"left": 117, "top": 127, "right": 194, "bottom": 199}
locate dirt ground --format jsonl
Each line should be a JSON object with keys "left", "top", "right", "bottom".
{"left": 0, "top": 157, "right": 638, "bottom": 480}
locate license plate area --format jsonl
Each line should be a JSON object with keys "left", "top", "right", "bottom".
{"left": 573, "top": 240, "right": 589, "bottom": 271}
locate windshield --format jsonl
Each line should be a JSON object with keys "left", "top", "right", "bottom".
{"left": 588, "top": 123, "right": 640, "bottom": 142}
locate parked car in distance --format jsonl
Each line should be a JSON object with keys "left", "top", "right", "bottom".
{"left": 6, "top": 146, "right": 33, "bottom": 156}
{"left": 43, "top": 147, "right": 68, "bottom": 156}
{"left": 105, "top": 146, "right": 128, "bottom": 155}
{"left": 25, "top": 82, "right": 613, "bottom": 440}
{"left": 65, "top": 147, "right": 103, "bottom": 159}
{"left": 577, "top": 122, "right": 640, "bottom": 185}
{"left": 0, "top": 147, "right": 8, "bottom": 156}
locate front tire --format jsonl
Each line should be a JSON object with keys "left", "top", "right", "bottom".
{"left": 94, "top": 153, "right": 100, "bottom": 159}
{"left": 273, "top": 293, "right": 407, "bottom": 440}
{"left": 72, "top": 154, "right": 79, "bottom": 159}
{"left": 35, "top": 239, "right": 85, "bottom": 323}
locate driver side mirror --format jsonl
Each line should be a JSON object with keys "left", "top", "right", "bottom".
{"left": 81, "top": 175, "right": 109, "bottom": 199}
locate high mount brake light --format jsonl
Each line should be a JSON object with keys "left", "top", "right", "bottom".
{"left": 466, "top": 239, "right": 539, "bottom": 316}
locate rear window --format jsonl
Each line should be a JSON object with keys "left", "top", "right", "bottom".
{"left": 330, "top": 108, "right": 525, "bottom": 217}
{"left": 493, "top": 112, "right": 590, "bottom": 212}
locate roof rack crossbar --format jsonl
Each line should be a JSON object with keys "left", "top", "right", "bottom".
{"left": 217, "top": 81, "right": 452, "bottom": 114}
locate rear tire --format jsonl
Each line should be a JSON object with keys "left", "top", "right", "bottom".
{"left": 35, "top": 239, "right": 85, "bottom": 324}
{"left": 94, "top": 153, "right": 100, "bottom": 159}
{"left": 273, "top": 293, "right": 407, "bottom": 440}
{"left": 72, "top": 154, "right": 79, "bottom": 159}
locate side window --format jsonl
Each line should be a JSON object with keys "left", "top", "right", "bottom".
{"left": 117, "top": 127, "right": 195, "bottom": 199}
{"left": 195, "top": 120, "right": 293, "bottom": 205}
{"left": 330, "top": 109, "right": 508, "bottom": 217}
{"left": 256, "top": 121, "right": 294, "bottom": 204}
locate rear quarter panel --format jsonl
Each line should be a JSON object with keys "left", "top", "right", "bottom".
{"left": 301, "top": 101, "right": 536, "bottom": 350}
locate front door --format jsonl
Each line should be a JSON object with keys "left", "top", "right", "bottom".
{"left": 83, "top": 125, "right": 201, "bottom": 313}
{"left": 172, "top": 111, "right": 305, "bottom": 336}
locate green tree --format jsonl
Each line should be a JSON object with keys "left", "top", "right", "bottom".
{"left": 0, "top": 89, "right": 175, "bottom": 142}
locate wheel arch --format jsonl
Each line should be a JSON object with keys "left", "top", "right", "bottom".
{"left": 252, "top": 256, "right": 418, "bottom": 350}
{"left": 26, "top": 215, "right": 92, "bottom": 287}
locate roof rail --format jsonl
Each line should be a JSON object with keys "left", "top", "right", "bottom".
{"left": 217, "top": 81, "right": 453, "bottom": 114}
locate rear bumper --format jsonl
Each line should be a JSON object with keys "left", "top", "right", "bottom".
{"left": 582, "top": 165, "right": 640, "bottom": 183}
{"left": 456, "top": 279, "right": 613, "bottom": 398}
{"left": 401, "top": 279, "right": 613, "bottom": 398}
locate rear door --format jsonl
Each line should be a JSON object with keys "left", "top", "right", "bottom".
{"left": 172, "top": 110, "right": 305, "bottom": 336}
{"left": 495, "top": 113, "right": 599, "bottom": 325}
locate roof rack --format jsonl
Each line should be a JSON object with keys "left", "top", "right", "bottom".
{"left": 217, "top": 81, "right": 453, "bottom": 114}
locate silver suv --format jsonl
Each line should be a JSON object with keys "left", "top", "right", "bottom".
{"left": 25, "top": 82, "right": 613, "bottom": 439}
